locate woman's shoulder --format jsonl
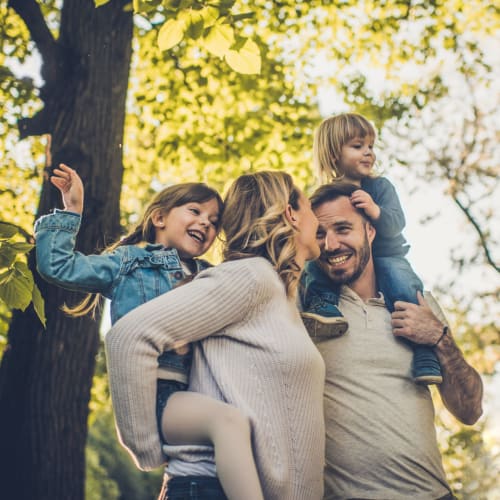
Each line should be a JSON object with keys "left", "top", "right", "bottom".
{"left": 220, "top": 256, "right": 275, "bottom": 274}
{"left": 199, "top": 257, "right": 279, "bottom": 290}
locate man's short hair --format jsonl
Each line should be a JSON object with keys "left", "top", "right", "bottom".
{"left": 310, "top": 182, "right": 371, "bottom": 223}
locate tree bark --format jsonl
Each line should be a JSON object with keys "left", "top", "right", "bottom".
{"left": 0, "top": 1, "right": 133, "bottom": 498}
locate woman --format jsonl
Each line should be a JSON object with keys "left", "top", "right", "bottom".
{"left": 105, "top": 171, "right": 326, "bottom": 499}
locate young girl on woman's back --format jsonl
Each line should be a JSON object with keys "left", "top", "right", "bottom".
{"left": 35, "top": 163, "right": 264, "bottom": 500}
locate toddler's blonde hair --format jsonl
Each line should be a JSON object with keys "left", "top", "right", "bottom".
{"left": 314, "top": 113, "right": 376, "bottom": 183}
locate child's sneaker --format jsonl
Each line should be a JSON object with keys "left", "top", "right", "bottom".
{"left": 301, "top": 298, "right": 348, "bottom": 341}
{"left": 412, "top": 346, "right": 443, "bottom": 385}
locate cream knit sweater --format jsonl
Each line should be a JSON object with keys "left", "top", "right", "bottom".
{"left": 105, "top": 257, "right": 325, "bottom": 499}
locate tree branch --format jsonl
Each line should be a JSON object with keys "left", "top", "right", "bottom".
{"left": 452, "top": 195, "right": 500, "bottom": 274}
{"left": 8, "top": 0, "right": 56, "bottom": 65}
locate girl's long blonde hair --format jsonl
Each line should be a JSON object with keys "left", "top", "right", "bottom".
{"left": 63, "top": 183, "right": 223, "bottom": 318}
{"left": 314, "top": 113, "right": 376, "bottom": 183}
{"left": 222, "top": 171, "right": 301, "bottom": 297}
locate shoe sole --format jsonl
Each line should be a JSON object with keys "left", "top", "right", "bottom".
{"left": 414, "top": 375, "right": 443, "bottom": 385}
{"left": 301, "top": 313, "right": 348, "bottom": 340}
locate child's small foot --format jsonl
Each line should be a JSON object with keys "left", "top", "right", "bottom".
{"left": 414, "top": 372, "right": 443, "bottom": 385}
{"left": 301, "top": 312, "right": 348, "bottom": 341}
{"left": 413, "top": 349, "right": 443, "bottom": 385}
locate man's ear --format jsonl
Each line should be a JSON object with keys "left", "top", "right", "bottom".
{"left": 151, "top": 209, "right": 165, "bottom": 229}
{"left": 285, "top": 204, "right": 298, "bottom": 227}
{"left": 366, "top": 221, "right": 376, "bottom": 244}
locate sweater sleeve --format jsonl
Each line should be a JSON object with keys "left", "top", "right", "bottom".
{"left": 368, "top": 177, "right": 406, "bottom": 238}
{"left": 34, "top": 211, "right": 121, "bottom": 295}
{"left": 104, "top": 258, "right": 274, "bottom": 470}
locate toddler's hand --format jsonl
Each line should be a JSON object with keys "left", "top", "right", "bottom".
{"left": 350, "top": 189, "right": 380, "bottom": 220}
{"left": 50, "top": 163, "right": 84, "bottom": 214}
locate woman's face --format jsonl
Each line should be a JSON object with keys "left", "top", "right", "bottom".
{"left": 291, "top": 190, "right": 320, "bottom": 266}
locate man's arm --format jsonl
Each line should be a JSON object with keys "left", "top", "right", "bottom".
{"left": 434, "top": 327, "right": 483, "bottom": 425}
{"left": 391, "top": 291, "right": 483, "bottom": 425}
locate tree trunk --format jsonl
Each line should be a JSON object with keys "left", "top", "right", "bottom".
{"left": 0, "top": 1, "right": 133, "bottom": 498}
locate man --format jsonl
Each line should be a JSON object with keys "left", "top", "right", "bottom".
{"left": 302, "top": 182, "right": 483, "bottom": 499}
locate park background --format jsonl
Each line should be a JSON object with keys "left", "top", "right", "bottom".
{"left": 0, "top": 0, "right": 498, "bottom": 499}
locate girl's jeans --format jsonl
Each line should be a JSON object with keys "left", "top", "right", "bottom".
{"left": 160, "top": 475, "right": 227, "bottom": 500}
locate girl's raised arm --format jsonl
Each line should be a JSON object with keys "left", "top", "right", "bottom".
{"left": 50, "top": 163, "right": 84, "bottom": 214}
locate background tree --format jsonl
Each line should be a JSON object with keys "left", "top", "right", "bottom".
{"left": 0, "top": 1, "right": 133, "bottom": 498}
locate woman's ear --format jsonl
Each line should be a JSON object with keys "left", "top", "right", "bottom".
{"left": 151, "top": 209, "right": 165, "bottom": 229}
{"left": 285, "top": 204, "right": 298, "bottom": 227}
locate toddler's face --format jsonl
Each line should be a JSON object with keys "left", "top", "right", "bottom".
{"left": 337, "top": 135, "right": 376, "bottom": 182}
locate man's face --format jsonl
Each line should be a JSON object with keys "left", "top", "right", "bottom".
{"left": 314, "top": 196, "right": 375, "bottom": 285}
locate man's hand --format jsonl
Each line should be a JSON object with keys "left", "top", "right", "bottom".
{"left": 391, "top": 291, "right": 444, "bottom": 345}
{"left": 392, "top": 291, "right": 483, "bottom": 425}
{"left": 50, "top": 163, "right": 84, "bottom": 214}
{"left": 350, "top": 189, "right": 381, "bottom": 221}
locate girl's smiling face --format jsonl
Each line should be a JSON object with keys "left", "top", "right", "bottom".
{"left": 152, "top": 199, "right": 220, "bottom": 259}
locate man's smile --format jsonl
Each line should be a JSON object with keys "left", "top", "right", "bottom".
{"left": 323, "top": 253, "right": 351, "bottom": 267}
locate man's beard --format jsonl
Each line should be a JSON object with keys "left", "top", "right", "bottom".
{"left": 319, "top": 228, "right": 371, "bottom": 285}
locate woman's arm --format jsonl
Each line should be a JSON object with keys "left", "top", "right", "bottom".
{"left": 105, "top": 259, "right": 272, "bottom": 470}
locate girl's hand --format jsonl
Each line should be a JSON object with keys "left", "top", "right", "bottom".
{"left": 50, "top": 163, "right": 84, "bottom": 214}
{"left": 350, "top": 189, "right": 380, "bottom": 220}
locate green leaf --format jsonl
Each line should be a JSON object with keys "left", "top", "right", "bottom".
{"left": 94, "top": 0, "right": 111, "bottom": 7}
{"left": 0, "top": 243, "right": 16, "bottom": 269}
{"left": 185, "top": 10, "right": 205, "bottom": 40}
{"left": 199, "top": 6, "right": 219, "bottom": 28}
{"left": 231, "top": 12, "right": 255, "bottom": 23}
{"left": 9, "top": 241, "right": 34, "bottom": 254}
{"left": 225, "top": 38, "right": 261, "bottom": 74}
{"left": 210, "top": 0, "right": 236, "bottom": 12}
{"left": 204, "top": 23, "right": 234, "bottom": 57}
{"left": 32, "top": 283, "right": 46, "bottom": 328}
{"left": 0, "top": 268, "right": 12, "bottom": 285}
{"left": 158, "top": 18, "right": 186, "bottom": 51}
{"left": 0, "top": 222, "right": 18, "bottom": 239}
{"left": 13, "top": 260, "right": 32, "bottom": 278}
{"left": 0, "top": 264, "right": 33, "bottom": 311}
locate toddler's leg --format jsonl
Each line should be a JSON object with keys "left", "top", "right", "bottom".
{"left": 161, "top": 391, "right": 264, "bottom": 500}
{"left": 300, "top": 260, "right": 348, "bottom": 341}
{"left": 375, "top": 256, "right": 442, "bottom": 385}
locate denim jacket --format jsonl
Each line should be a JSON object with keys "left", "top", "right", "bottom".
{"left": 35, "top": 210, "right": 210, "bottom": 379}
{"left": 34, "top": 210, "right": 210, "bottom": 324}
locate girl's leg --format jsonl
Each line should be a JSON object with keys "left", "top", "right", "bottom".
{"left": 161, "top": 391, "right": 264, "bottom": 500}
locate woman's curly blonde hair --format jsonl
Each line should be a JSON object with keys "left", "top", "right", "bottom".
{"left": 222, "top": 171, "right": 301, "bottom": 297}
